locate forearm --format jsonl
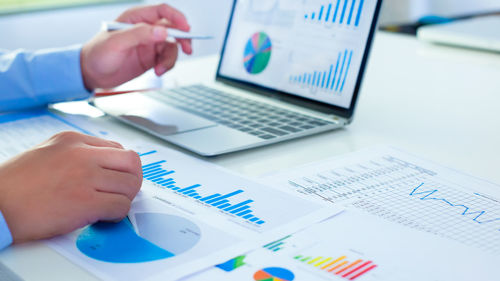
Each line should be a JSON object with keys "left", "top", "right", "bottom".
{"left": 0, "top": 46, "right": 92, "bottom": 113}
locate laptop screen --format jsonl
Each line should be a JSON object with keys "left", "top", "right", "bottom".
{"left": 218, "top": 0, "right": 380, "bottom": 111}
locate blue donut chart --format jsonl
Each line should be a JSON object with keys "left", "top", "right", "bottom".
{"left": 76, "top": 213, "right": 201, "bottom": 263}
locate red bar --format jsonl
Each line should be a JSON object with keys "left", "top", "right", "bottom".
{"left": 343, "top": 261, "right": 372, "bottom": 278}
{"left": 328, "top": 261, "right": 348, "bottom": 272}
{"left": 94, "top": 88, "right": 158, "bottom": 97}
{"left": 349, "top": 264, "right": 377, "bottom": 280}
{"left": 336, "top": 259, "right": 362, "bottom": 275}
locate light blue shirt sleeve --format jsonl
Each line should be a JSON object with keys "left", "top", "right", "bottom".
{"left": 0, "top": 45, "right": 92, "bottom": 112}
{"left": 0, "top": 211, "right": 13, "bottom": 250}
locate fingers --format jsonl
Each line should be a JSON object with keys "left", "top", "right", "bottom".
{"left": 154, "top": 18, "right": 170, "bottom": 28}
{"left": 108, "top": 23, "right": 167, "bottom": 50}
{"left": 48, "top": 131, "right": 123, "bottom": 149}
{"left": 154, "top": 42, "right": 179, "bottom": 76}
{"left": 81, "top": 135, "right": 123, "bottom": 149}
{"left": 176, "top": 38, "right": 193, "bottom": 55}
{"left": 91, "top": 193, "right": 132, "bottom": 222}
{"left": 156, "top": 3, "right": 191, "bottom": 31}
{"left": 115, "top": 4, "right": 192, "bottom": 55}
{"left": 155, "top": 18, "right": 192, "bottom": 54}
{"left": 117, "top": 3, "right": 190, "bottom": 32}
{"left": 93, "top": 147, "right": 143, "bottom": 176}
{"left": 94, "top": 169, "right": 142, "bottom": 201}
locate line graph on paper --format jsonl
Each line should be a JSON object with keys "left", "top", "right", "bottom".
{"left": 409, "top": 183, "right": 500, "bottom": 227}
{"left": 272, "top": 150, "right": 500, "bottom": 254}
{"left": 351, "top": 179, "right": 500, "bottom": 254}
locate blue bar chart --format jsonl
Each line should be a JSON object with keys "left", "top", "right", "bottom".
{"left": 139, "top": 150, "right": 266, "bottom": 225}
{"left": 304, "top": 0, "right": 365, "bottom": 27}
{"left": 289, "top": 49, "right": 353, "bottom": 94}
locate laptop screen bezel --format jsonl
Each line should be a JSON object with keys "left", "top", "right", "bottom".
{"left": 215, "top": 0, "right": 383, "bottom": 120}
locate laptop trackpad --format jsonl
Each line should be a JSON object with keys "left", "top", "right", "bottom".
{"left": 119, "top": 105, "right": 215, "bottom": 136}
{"left": 93, "top": 93, "right": 216, "bottom": 136}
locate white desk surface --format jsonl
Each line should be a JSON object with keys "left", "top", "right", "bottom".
{"left": 1, "top": 31, "right": 500, "bottom": 280}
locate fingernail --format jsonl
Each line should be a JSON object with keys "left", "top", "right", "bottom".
{"left": 153, "top": 26, "right": 166, "bottom": 40}
{"left": 156, "top": 66, "right": 166, "bottom": 76}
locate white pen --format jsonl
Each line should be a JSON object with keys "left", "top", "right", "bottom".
{"left": 102, "top": 21, "right": 214, "bottom": 40}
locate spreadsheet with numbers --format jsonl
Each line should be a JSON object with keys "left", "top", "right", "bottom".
{"left": 263, "top": 146, "right": 500, "bottom": 255}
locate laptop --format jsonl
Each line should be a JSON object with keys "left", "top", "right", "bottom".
{"left": 94, "top": 0, "right": 383, "bottom": 156}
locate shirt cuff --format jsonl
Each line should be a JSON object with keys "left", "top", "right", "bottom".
{"left": 30, "top": 45, "right": 92, "bottom": 105}
{"left": 0, "top": 211, "right": 13, "bottom": 250}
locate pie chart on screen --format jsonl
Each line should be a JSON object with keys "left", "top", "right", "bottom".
{"left": 76, "top": 213, "right": 201, "bottom": 263}
{"left": 253, "top": 267, "right": 295, "bottom": 281}
{"left": 244, "top": 32, "right": 272, "bottom": 74}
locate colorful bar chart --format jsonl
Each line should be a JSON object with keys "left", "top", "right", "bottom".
{"left": 289, "top": 49, "right": 353, "bottom": 94}
{"left": 215, "top": 255, "right": 247, "bottom": 272}
{"left": 304, "top": 0, "right": 365, "bottom": 27}
{"left": 139, "top": 150, "right": 266, "bottom": 225}
{"left": 263, "top": 235, "right": 291, "bottom": 252}
{"left": 293, "top": 254, "right": 376, "bottom": 280}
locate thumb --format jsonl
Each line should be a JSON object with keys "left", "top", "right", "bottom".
{"left": 109, "top": 23, "right": 167, "bottom": 50}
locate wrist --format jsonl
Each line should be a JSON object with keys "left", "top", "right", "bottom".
{"left": 80, "top": 44, "right": 97, "bottom": 91}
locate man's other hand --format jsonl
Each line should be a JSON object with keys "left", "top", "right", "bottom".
{"left": 0, "top": 132, "right": 142, "bottom": 243}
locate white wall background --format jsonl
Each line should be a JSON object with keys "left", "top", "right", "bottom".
{"left": 0, "top": 0, "right": 499, "bottom": 54}
{"left": 380, "top": 0, "right": 500, "bottom": 24}
{"left": 0, "top": 0, "right": 234, "bottom": 58}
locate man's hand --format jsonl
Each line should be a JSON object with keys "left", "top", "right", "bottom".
{"left": 81, "top": 4, "right": 192, "bottom": 90}
{"left": 0, "top": 132, "right": 142, "bottom": 243}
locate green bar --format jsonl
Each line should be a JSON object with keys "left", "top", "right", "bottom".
{"left": 233, "top": 255, "right": 246, "bottom": 268}
{"left": 300, "top": 256, "right": 312, "bottom": 262}
{"left": 263, "top": 235, "right": 291, "bottom": 248}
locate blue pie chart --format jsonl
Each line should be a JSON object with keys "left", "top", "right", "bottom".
{"left": 76, "top": 213, "right": 201, "bottom": 263}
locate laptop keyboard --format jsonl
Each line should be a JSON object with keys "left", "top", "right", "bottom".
{"left": 149, "top": 85, "right": 334, "bottom": 140}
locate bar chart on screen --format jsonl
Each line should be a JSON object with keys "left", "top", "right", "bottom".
{"left": 289, "top": 49, "right": 353, "bottom": 94}
{"left": 304, "top": 0, "right": 365, "bottom": 28}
